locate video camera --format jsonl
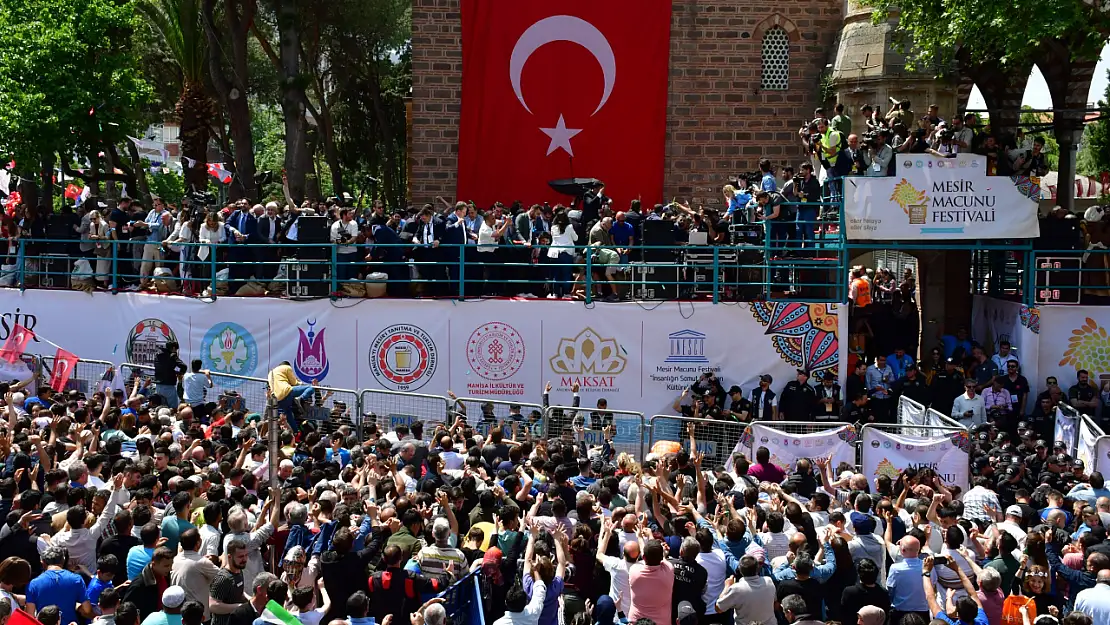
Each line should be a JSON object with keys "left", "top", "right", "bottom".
{"left": 185, "top": 190, "right": 216, "bottom": 208}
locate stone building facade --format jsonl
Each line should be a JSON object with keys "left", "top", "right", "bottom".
{"left": 410, "top": 0, "right": 844, "bottom": 208}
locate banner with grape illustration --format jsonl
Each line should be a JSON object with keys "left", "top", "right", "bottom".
{"left": 843, "top": 155, "right": 1041, "bottom": 240}
{"left": 862, "top": 426, "right": 970, "bottom": 492}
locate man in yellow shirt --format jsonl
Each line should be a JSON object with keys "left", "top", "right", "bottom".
{"left": 267, "top": 361, "right": 315, "bottom": 430}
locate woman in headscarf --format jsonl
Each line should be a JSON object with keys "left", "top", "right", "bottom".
{"left": 589, "top": 595, "right": 616, "bottom": 625}
{"left": 857, "top": 605, "right": 886, "bottom": 625}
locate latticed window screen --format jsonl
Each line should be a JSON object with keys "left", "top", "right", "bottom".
{"left": 761, "top": 26, "right": 790, "bottom": 90}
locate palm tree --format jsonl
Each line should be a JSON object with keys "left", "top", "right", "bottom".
{"left": 138, "top": 0, "right": 215, "bottom": 191}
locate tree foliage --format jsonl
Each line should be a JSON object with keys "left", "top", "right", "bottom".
{"left": 0, "top": 0, "right": 151, "bottom": 173}
{"left": 859, "top": 0, "right": 1110, "bottom": 71}
{"left": 1078, "top": 69, "right": 1110, "bottom": 177}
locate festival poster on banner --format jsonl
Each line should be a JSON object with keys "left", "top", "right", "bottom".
{"left": 740, "top": 423, "right": 858, "bottom": 475}
{"left": 456, "top": 0, "right": 671, "bottom": 206}
{"left": 862, "top": 427, "right": 970, "bottom": 492}
{"left": 843, "top": 154, "right": 1041, "bottom": 241}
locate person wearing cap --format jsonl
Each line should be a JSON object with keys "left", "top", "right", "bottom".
{"left": 675, "top": 600, "right": 699, "bottom": 625}
{"left": 139, "top": 585, "right": 186, "bottom": 625}
{"left": 749, "top": 375, "right": 778, "bottom": 421}
{"left": 951, "top": 377, "right": 986, "bottom": 427}
{"left": 813, "top": 371, "right": 841, "bottom": 420}
{"left": 893, "top": 363, "right": 931, "bottom": 408}
{"left": 779, "top": 370, "right": 817, "bottom": 421}
{"left": 726, "top": 385, "right": 751, "bottom": 422}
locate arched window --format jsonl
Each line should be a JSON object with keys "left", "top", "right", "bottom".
{"left": 761, "top": 26, "right": 790, "bottom": 90}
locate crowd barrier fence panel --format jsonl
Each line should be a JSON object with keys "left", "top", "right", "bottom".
{"left": 1077, "top": 413, "right": 1105, "bottom": 475}
{"left": 896, "top": 396, "right": 929, "bottom": 436}
{"left": 1056, "top": 404, "right": 1083, "bottom": 458}
{"left": 302, "top": 386, "right": 363, "bottom": 437}
{"left": 544, "top": 406, "right": 645, "bottom": 460}
{"left": 647, "top": 414, "right": 745, "bottom": 468}
{"left": 453, "top": 397, "right": 545, "bottom": 439}
{"left": 925, "top": 408, "right": 965, "bottom": 430}
{"left": 361, "top": 389, "right": 452, "bottom": 441}
{"left": 437, "top": 569, "right": 484, "bottom": 625}
{"left": 39, "top": 357, "right": 115, "bottom": 396}
{"left": 747, "top": 421, "right": 859, "bottom": 473}
{"left": 860, "top": 422, "right": 971, "bottom": 493}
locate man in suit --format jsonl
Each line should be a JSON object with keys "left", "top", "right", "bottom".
{"left": 370, "top": 214, "right": 408, "bottom": 297}
{"left": 227, "top": 201, "right": 258, "bottom": 291}
{"left": 510, "top": 204, "right": 542, "bottom": 296}
{"left": 255, "top": 203, "right": 283, "bottom": 280}
{"left": 412, "top": 206, "right": 445, "bottom": 296}
{"left": 442, "top": 203, "right": 468, "bottom": 297}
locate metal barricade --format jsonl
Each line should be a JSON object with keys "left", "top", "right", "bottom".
{"left": 301, "top": 386, "right": 363, "bottom": 437}
{"left": 925, "top": 408, "right": 965, "bottom": 430}
{"left": 647, "top": 414, "right": 745, "bottom": 468}
{"left": 896, "top": 396, "right": 928, "bottom": 430}
{"left": 747, "top": 420, "right": 859, "bottom": 473}
{"left": 545, "top": 406, "right": 645, "bottom": 460}
{"left": 860, "top": 422, "right": 970, "bottom": 492}
{"left": 453, "top": 397, "right": 544, "bottom": 438}
{"left": 360, "top": 389, "right": 452, "bottom": 440}
{"left": 41, "top": 357, "right": 114, "bottom": 396}
{"left": 437, "top": 569, "right": 484, "bottom": 625}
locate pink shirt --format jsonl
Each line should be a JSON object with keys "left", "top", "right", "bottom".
{"left": 977, "top": 589, "right": 1004, "bottom": 625}
{"left": 628, "top": 559, "right": 674, "bottom": 625}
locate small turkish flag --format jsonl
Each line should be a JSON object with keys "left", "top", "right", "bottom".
{"left": 0, "top": 324, "right": 34, "bottom": 364}
{"left": 9, "top": 610, "right": 44, "bottom": 625}
{"left": 207, "top": 163, "right": 233, "bottom": 184}
{"left": 64, "top": 184, "right": 81, "bottom": 200}
{"left": 457, "top": 1, "right": 671, "bottom": 208}
{"left": 49, "top": 348, "right": 79, "bottom": 393}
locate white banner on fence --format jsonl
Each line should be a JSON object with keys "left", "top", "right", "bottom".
{"left": 897, "top": 396, "right": 927, "bottom": 426}
{"left": 862, "top": 427, "right": 970, "bottom": 492}
{"left": 747, "top": 423, "right": 857, "bottom": 475}
{"left": 1077, "top": 417, "right": 1101, "bottom": 473}
{"left": 1097, "top": 436, "right": 1110, "bottom": 475}
{"left": 0, "top": 290, "right": 848, "bottom": 417}
{"left": 1055, "top": 406, "right": 1080, "bottom": 457}
{"left": 843, "top": 155, "right": 1041, "bottom": 240}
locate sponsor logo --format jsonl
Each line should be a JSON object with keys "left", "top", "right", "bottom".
{"left": 883, "top": 441, "right": 892, "bottom": 449}
{"left": 906, "top": 444, "right": 914, "bottom": 450}
{"left": 126, "top": 319, "right": 179, "bottom": 367}
{"left": 793, "top": 439, "right": 801, "bottom": 446}
{"left": 761, "top": 436, "right": 769, "bottom": 443}
{"left": 370, "top": 324, "right": 438, "bottom": 391}
{"left": 549, "top": 327, "right": 626, "bottom": 391}
{"left": 903, "top": 160, "right": 912, "bottom": 169}
{"left": 467, "top": 322, "right": 526, "bottom": 381}
{"left": 665, "top": 330, "right": 708, "bottom": 364}
{"left": 294, "top": 319, "right": 329, "bottom": 382}
{"left": 890, "top": 179, "right": 929, "bottom": 225}
{"left": 915, "top": 160, "right": 924, "bottom": 168}
{"left": 871, "top": 440, "right": 880, "bottom": 448}
{"left": 200, "top": 323, "right": 259, "bottom": 386}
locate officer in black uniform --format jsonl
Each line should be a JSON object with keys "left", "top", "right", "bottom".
{"left": 750, "top": 375, "right": 777, "bottom": 421}
{"left": 779, "top": 369, "right": 817, "bottom": 420}
{"left": 726, "top": 385, "right": 751, "bottom": 422}
{"left": 813, "top": 371, "right": 842, "bottom": 420}
{"left": 930, "top": 357, "right": 965, "bottom": 417}
{"left": 1038, "top": 453, "right": 1071, "bottom": 493}
{"left": 893, "top": 364, "right": 932, "bottom": 407}
{"left": 995, "top": 463, "right": 1025, "bottom": 509}
{"left": 841, "top": 390, "right": 871, "bottom": 423}
{"left": 1024, "top": 439, "right": 1050, "bottom": 477}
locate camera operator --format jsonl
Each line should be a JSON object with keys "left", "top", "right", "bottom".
{"left": 793, "top": 163, "right": 822, "bottom": 249}
{"left": 951, "top": 114, "right": 976, "bottom": 150}
{"left": 756, "top": 190, "right": 793, "bottom": 257}
{"left": 927, "top": 128, "right": 960, "bottom": 158}
{"left": 885, "top": 99, "right": 914, "bottom": 128}
{"left": 860, "top": 104, "right": 883, "bottom": 132}
{"left": 860, "top": 130, "right": 894, "bottom": 177}
{"left": 1011, "top": 137, "right": 1049, "bottom": 177}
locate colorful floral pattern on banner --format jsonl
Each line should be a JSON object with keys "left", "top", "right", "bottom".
{"left": 751, "top": 302, "right": 840, "bottom": 377}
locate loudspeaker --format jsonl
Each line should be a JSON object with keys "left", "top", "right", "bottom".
{"left": 641, "top": 220, "right": 676, "bottom": 263}
{"left": 285, "top": 260, "right": 330, "bottom": 299}
{"left": 297, "top": 216, "right": 329, "bottom": 244}
{"left": 631, "top": 263, "right": 679, "bottom": 300}
{"left": 795, "top": 265, "right": 839, "bottom": 299}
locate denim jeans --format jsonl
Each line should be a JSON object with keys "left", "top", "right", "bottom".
{"left": 797, "top": 207, "right": 818, "bottom": 249}
{"left": 277, "top": 384, "right": 316, "bottom": 430}
{"left": 155, "top": 384, "right": 179, "bottom": 408}
{"left": 552, "top": 253, "right": 573, "bottom": 297}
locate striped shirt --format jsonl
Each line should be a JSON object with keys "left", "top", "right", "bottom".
{"left": 416, "top": 544, "right": 468, "bottom": 581}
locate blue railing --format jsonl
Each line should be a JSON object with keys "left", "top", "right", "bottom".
{"left": 1, "top": 207, "right": 849, "bottom": 303}
{"left": 437, "top": 569, "right": 484, "bottom": 625}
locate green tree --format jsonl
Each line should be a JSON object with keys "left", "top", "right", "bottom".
{"left": 1019, "top": 106, "right": 1060, "bottom": 171}
{"left": 138, "top": 0, "right": 216, "bottom": 191}
{"left": 0, "top": 0, "right": 151, "bottom": 206}
{"left": 1078, "top": 69, "right": 1110, "bottom": 177}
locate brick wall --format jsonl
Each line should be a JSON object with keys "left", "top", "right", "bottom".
{"left": 410, "top": 0, "right": 842, "bottom": 208}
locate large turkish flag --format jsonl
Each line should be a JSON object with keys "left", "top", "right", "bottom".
{"left": 457, "top": 1, "right": 671, "bottom": 208}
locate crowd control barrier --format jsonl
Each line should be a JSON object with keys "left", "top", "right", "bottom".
{"left": 38, "top": 356, "right": 114, "bottom": 396}
{"left": 453, "top": 397, "right": 545, "bottom": 439}
{"left": 1056, "top": 404, "right": 1082, "bottom": 459}
{"left": 647, "top": 414, "right": 745, "bottom": 468}
{"left": 438, "top": 569, "right": 484, "bottom": 625}
{"left": 860, "top": 422, "right": 971, "bottom": 493}
{"left": 361, "top": 389, "right": 452, "bottom": 440}
{"left": 744, "top": 421, "right": 858, "bottom": 474}
{"left": 545, "top": 406, "right": 646, "bottom": 459}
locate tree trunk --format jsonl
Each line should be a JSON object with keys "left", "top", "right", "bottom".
{"left": 125, "top": 141, "right": 152, "bottom": 206}
{"left": 39, "top": 153, "right": 54, "bottom": 212}
{"left": 178, "top": 79, "right": 215, "bottom": 191}
{"left": 366, "top": 62, "right": 398, "bottom": 208}
{"left": 276, "top": 0, "right": 309, "bottom": 203}
{"left": 203, "top": 0, "right": 257, "bottom": 202}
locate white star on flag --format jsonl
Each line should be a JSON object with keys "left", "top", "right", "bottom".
{"left": 540, "top": 115, "right": 582, "bottom": 156}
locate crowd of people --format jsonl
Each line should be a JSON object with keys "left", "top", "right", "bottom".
{"left": 0, "top": 338, "right": 1104, "bottom": 625}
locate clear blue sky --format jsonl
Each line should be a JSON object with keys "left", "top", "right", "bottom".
{"left": 967, "top": 44, "right": 1110, "bottom": 111}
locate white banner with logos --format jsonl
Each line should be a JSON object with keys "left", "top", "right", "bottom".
{"left": 1077, "top": 416, "right": 1102, "bottom": 473}
{"left": 897, "top": 396, "right": 927, "bottom": 426}
{"left": 1096, "top": 436, "right": 1110, "bottom": 474}
{"left": 862, "top": 426, "right": 970, "bottom": 492}
{"left": 971, "top": 296, "right": 1039, "bottom": 412}
{"left": 843, "top": 155, "right": 1041, "bottom": 240}
{"left": 747, "top": 422, "right": 857, "bottom": 474}
{"left": 0, "top": 290, "right": 848, "bottom": 419}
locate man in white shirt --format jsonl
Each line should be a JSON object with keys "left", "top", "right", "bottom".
{"left": 47, "top": 473, "right": 127, "bottom": 574}
{"left": 596, "top": 519, "right": 636, "bottom": 615}
{"left": 996, "top": 505, "right": 1028, "bottom": 558}
{"left": 991, "top": 341, "right": 1019, "bottom": 371}
{"left": 714, "top": 555, "right": 776, "bottom": 625}
{"left": 951, "top": 379, "right": 986, "bottom": 426}
{"left": 330, "top": 208, "right": 360, "bottom": 281}
{"left": 1075, "top": 569, "right": 1110, "bottom": 623}
{"left": 181, "top": 360, "right": 212, "bottom": 412}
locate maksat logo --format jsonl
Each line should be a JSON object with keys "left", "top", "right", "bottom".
{"left": 549, "top": 328, "right": 626, "bottom": 391}
{"left": 294, "top": 319, "right": 329, "bottom": 382}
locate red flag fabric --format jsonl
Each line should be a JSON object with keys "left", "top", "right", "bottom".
{"left": 49, "top": 348, "right": 79, "bottom": 393}
{"left": 9, "top": 609, "right": 44, "bottom": 625}
{"left": 0, "top": 324, "right": 34, "bottom": 364}
{"left": 207, "top": 163, "right": 233, "bottom": 184}
{"left": 457, "top": 1, "right": 671, "bottom": 208}
{"left": 64, "top": 184, "right": 80, "bottom": 200}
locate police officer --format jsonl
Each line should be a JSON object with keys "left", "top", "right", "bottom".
{"left": 841, "top": 390, "right": 871, "bottom": 423}
{"left": 894, "top": 363, "right": 931, "bottom": 406}
{"left": 813, "top": 371, "right": 842, "bottom": 420}
{"left": 930, "top": 357, "right": 965, "bottom": 416}
{"left": 726, "top": 385, "right": 751, "bottom": 422}
{"left": 780, "top": 369, "right": 817, "bottom": 420}
{"left": 1024, "top": 439, "right": 1050, "bottom": 476}
{"left": 750, "top": 374, "right": 778, "bottom": 421}
{"left": 995, "top": 464, "right": 1024, "bottom": 509}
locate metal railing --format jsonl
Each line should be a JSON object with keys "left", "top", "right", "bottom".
{"left": 860, "top": 422, "right": 970, "bottom": 492}
{"left": 360, "top": 389, "right": 452, "bottom": 439}
{"left": 451, "top": 397, "right": 545, "bottom": 438}
{"left": 544, "top": 406, "right": 646, "bottom": 459}
{"left": 647, "top": 414, "right": 745, "bottom": 468}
